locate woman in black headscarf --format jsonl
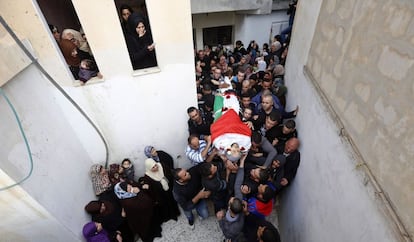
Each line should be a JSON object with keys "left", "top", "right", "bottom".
{"left": 125, "top": 13, "right": 157, "bottom": 69}
{"left": 119, "top": 4, "right": 134, "bottom": 35}
{"left": 85, "top": 198, "right": 133, "bottom": 242}
{"left": 114, "top": 181, "right": 161, "bottom": 242}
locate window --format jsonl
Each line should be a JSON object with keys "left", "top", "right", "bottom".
{"left": 202, "top": 26, "right": 233, "bottom": 47}
{"left": 114, "top": 0, "right": 158, "bottom": 71}
{"left": 36, "top": 0, "right": 103, "bottom": 86}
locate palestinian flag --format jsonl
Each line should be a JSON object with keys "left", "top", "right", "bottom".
{"left": 211, "top": 91, "right": 251, "bottom": 154}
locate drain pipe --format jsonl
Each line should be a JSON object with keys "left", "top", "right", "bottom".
{"left": 303, "top": 65, "right": 412, "bottom": 242}
{"left": 0, "top": 16, "right": 110, "bottom": 169}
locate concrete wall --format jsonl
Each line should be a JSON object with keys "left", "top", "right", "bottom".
{"left": 279, "top": 0, "right": 410, "bottom": 241}
{"left": 190, "top": 0, "right": 272, "bottom": 14}
{"left": 0, "top": 65, "right": 100, "bottom": 241}
{"left": 0, "top": 170, "right": 77, "bottom": 241}
{"left": 236, "top": 10, "right": 288, "bottom": 47}
{"left": 307, "top": 0, "right": 414, "bottom": 238}
{"left": 192, "top": 10, "right": 288, "bottom": 51}
{"left": 0, "top": 0, "right": 196, "bottom": 240}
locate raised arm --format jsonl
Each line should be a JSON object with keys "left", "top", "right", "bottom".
{"left": 234, "top": 154, "right": 247, "bottom": 200}
{"left": 200, "top": 136, "right": 212, "bottom": 158}
{"left": 262, "top": 137, "right": 277, "bottom": 167}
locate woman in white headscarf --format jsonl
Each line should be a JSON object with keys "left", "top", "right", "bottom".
{"left": 139, "top": 158, "right": 180, "bottom": 226}
{"left": 61, "top": 28, "right": 92, "bottom": 55}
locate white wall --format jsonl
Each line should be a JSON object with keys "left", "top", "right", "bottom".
{"left": 236, "top": 10, "right": 288, "bottom": 48}
{"left": 0, "top": 170, "right": 77, "bottom": 242}
{"left": 190, "top": 0, "right": 273, "bottom": 14}
{"left": 192, "top": 10, "right": 288, "bottom": 51}
{"left": 279, "top": 0, "right": 399, "bottom": 241}
{"left": 0, "top": 0, "right": 196, "bottom": 240}
{"left": 0, "top": 65, "right": 99, "bottom": 241}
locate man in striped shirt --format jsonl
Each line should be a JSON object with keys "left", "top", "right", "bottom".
{"left": 185, "top": 134, "right": 215, "bottom": 166}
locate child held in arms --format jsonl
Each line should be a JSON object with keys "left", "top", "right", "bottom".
{"left": 78, "top": 59, "right": 103, "bottom": 84}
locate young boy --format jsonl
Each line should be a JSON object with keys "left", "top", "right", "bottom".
{"left": 121, "top": 158, "right": 135, "bottom": 181}
{"left": 78, "top": 59, "right": 103, "bottom": 84}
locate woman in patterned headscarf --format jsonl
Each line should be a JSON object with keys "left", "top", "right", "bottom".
{"left": 61, "top": 28, "right": 92, "bottom": 55}
{"left": 144, "top": 146, "right": 175, "bottom": 170}
{"left": 89, "top": 164, "right": 112, "bottom": 197}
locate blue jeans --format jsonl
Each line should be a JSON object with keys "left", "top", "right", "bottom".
{"left": 183, "top": 199, "right": 209, "bottom": 222}
{"left": 280, "top": 25, "right": 292, "bottom": 43}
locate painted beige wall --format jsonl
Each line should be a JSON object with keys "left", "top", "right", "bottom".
{"left": 0, "top": 0, "right": 74, "bottom": 86}
{"left": 307, "top": 0, "right": 414, "bottom": 236}
{"left": 0, "top": 25, "right": 32, "bottom": 86}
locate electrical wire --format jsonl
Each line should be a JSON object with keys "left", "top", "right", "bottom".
{"left": 0, "top": 88, "right": 34, "bottom": 191}
{"left": 0, "top": 16, "right": 110, "bottom": 190}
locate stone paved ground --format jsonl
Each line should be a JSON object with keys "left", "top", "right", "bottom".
{"left": 146, "top": 200, "right": 280, "bottom": 242}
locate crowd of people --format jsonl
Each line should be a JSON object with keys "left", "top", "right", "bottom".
{"left": 82, "top": 2, "right": 300, "bottom": 242}
{"left": 82, "top": 34, "right": 300, "bottom": 242}
{"left": 48, "top": 24, "right": 102, "bottom": 85}
{"left": 185, "top": 32, "right": 300, "bottom": 242}
{"left": 84, "top": 146, "right": 177, "bottom": 242}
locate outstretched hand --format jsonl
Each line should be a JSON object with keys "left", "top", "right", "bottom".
{"left": 147, "top": 43, "right": 155, "bottom": 51}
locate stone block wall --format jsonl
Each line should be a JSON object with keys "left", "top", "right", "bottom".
{"left": 307, "top": 0, "right": 414, "bottom": 236}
